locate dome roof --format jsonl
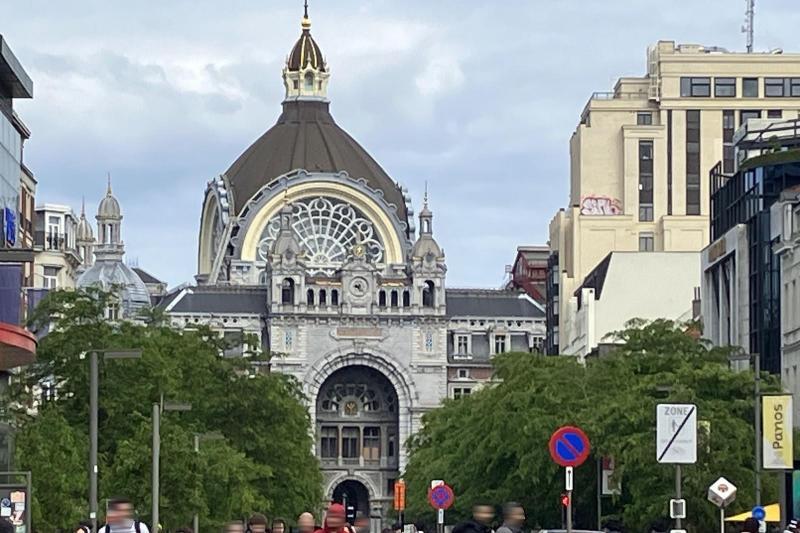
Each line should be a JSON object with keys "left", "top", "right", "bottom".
{"left": 287, "top": 17, "right": 325, "bottom": 72}
{"left": 77, "top": 261, "right": 151, "bottom": 314}
{"left": 98, "top": 182, "right": 121, "bottom": 219}
{"left": 77, "top": 215, "right": 94, "bottom": 241}
{"left": 225, "top": 99, "right": 408, "bottom": 222}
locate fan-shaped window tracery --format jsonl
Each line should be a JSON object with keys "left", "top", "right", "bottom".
{"left": 257, "top": 196, "right": 384, "bottom": 275}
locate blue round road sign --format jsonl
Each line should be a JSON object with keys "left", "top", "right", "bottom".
{"left": 549, "top": 426, "right": 591, "bottom": 468}
{"left": 752, "top": 506, "right": 766, "bottom": 521}
{"left": 428, "top": 484, "right": 455, "bottom": 510}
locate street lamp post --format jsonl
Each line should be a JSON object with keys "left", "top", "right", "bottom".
{"left": 152, "top": 400, "right": 192, "bottom": 531}
{"left": 89, "top": 349, "right": 142, "bottom": 533}
{"left": 192, "top": 432, "right": 224, "bottom": 533}
{"left": 729, "top": 352, "right": 762, "bottom": 505}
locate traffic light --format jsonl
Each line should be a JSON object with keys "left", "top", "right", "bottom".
{"left": 560, "top": 493, "right": 570, "bottom": 507}
{"left": 560, "top": 493, "right": 570, "bottom": 529}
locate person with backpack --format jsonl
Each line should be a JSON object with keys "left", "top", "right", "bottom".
{"left": 495, "top": 502, "right": 524, "bottom": 533}
{"left": 99, "top": 497, "right": 150, "bottom": 533}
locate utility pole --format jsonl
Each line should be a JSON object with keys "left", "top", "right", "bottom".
{"left": 193, "top": 434, "right": 200, "bottom": 533}
{"left": 152, "top": 403, "right": 160, "bottom": 533}
{"left": 755, "top": 352, "right": 762, "bottom": 505}
{"left": 89, "top": 352, "right": 99, "bottom": 533}
{"left": 742, "top": 0, "right": 755, "bottom": 53}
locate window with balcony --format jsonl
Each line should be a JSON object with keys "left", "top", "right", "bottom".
{"left": 321, "top": 426, "right": 338, "bottom": 458}
{"left": 453, "top": 387, "right": 472, "bottom": 399}
{"left": 680, "top": 77, "right": 711, "bottom": 97}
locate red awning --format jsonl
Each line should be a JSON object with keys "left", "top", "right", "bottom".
{"left": 0, "top": 322, "right": 36, "bottom": 369}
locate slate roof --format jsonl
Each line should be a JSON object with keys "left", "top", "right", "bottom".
{"left": 446, "top": 289, "right": 544, "bottom": 319}
{"left": 225, "top": 100, "right": 407, "bottom": 221}
{"left": 132, "top": 267, "right": 164, "bottom": 285}
{"left": 160, "top": 286, "right": 268, "bottom": 315}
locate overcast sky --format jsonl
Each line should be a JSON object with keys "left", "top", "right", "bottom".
{"left": 5, "top": 0, "right": 800, "bottom": 288}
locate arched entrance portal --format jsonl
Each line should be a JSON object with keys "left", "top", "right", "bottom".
{"left": 316, "top": 365, "right": 400, "bottom": 521}
{"left": 332, "top": 479, "right": 370, "bottom": 523}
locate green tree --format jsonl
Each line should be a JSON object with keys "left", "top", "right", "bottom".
{"left": 403, "top": 319, "right": 777, "bottom": 533}
{"left": 9, "top": 288, "right": 321, "bottom": 531}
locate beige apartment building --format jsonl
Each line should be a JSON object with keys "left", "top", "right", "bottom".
{"left": 547, "top": 40, "right": 800, "bottom": 356}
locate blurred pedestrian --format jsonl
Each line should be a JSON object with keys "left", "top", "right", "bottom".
{"left": 99, "top": 498, "right": 150, "bottom": 533}
{"left": 453, "top": 504, "right": 494, "bottom": 533}
{"left": 0, "top": 518, "right": 12, "bottom": 533}
{"left": 353, "top": 512, "right": 369, "bottom": 533}
{"left": 175, "top": 528, "right": 193, "bottom": 533}
{"left": 297, "top": 513, "right": 317, "bottom": 533}
{"left": 224, "top": 521, "right": 247, "bottom": 533}
{"left": 314, "top": 503, "right": 350, "bottom": 533}
{"left": 742, "top": 517, "right": 759, "bottom": 533}
{"left": 75, "top": 520, "right": 94, "bottom": 533}
{"left": 273, "top": 518, "right": 287, "bottom": 533}
{"left": 249, "top": 514, "right": 270, "bottom": 533}
{"left": 496, "top": 502, "right": 524, "bottom": 533}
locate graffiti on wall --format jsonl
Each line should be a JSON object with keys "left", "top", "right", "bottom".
{"left": 580, "top": 195, "right": 622, "bottom": 216}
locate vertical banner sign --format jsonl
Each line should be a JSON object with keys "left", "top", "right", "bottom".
{"left": 394, "top": 480, "right": 406, "bottom": 511}
{"left": 763, "top": 394, "right": 793, "bottom": 469}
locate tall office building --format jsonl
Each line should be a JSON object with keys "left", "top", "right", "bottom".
{"left": 0, "top": 35, "right": 35, "bottom": 372}
{"left": 548, "top": 40, "right": 800, "bottom": 356}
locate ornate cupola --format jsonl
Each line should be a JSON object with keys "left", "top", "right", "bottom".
{"left": 76, "top": 198, "right": 96, "bottom": 268}
{"left": 283, "top": 2, "right": 330, "bottom": 101}
{"left": 95, "top": 176, "right": 124, "bottom": 261}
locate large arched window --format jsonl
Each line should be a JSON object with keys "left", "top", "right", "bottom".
{"left": 307, "top": 288, "right": 315, "bottom": 306}
{"left": 319, "top": 289, "right": 327, "bottom": 306}
{"left": 257, "top": 197, "right": 385, "bottom": 276}
{"left": 331, "top": 289, "right": 339, "bottom": 306}
{"left": 281, "top": 278, "right": 295, "bottom": 305}
{"left": 390, "top": 290, "right": 399, "bottom": 308}
{"left": 379, "top": 290, "right": 387, "bottom": 307}
{"left": 422, "top": 280, "right": 435, "bottom": 307}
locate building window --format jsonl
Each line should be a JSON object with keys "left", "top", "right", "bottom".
{"left": 363, "top": 427, "right": 380, "bottom": 460}
{"left": 637, "top": 112, "right": 653, "bottom": 125}
{"left": 390, "top": 290, "right": 399, "bottom": 308}
{"left": 331, "top": 289, "right": 339, "bottom": 306}
{"left": 767, "top": 109, "right": 783, "bottom": 119}
{"left": 321, "top": 426, "right": 338, "bottom": 458}
{"left": 686, "top": 110, "right": 701, "bottom": 215}
{"left": 387, "top": 429, "right": 397, "bottom": 458}
{"left": 43, "top": 266, "right": 59, "bottom": 289}
{"left": 422, "top": 280, "right": 435, "bottom": 308}
{"left": 456, "top": 334, "right": 469, "bottom": 355}
{"left": 714, "top": 77, "right": 736, "bottom": 97}
{"left": 494, "top": 334, "right": 508, "bottom": 354}
{"left": 638, "top": 140, "right": 654, "bottom": 221}
{"left": 281, "top": 278, "right": 295, "bottom": 305}
{"left": 741, "top": 110, "right": 761, "bottom": 125}
{"left": 743, "top": 77, "right": 759, "bottom": 98}
{"left": 723, "top": 110, "right": 735, "bottom": 174}
{"left": 292, "top": 80, "right": 299, "bottom": 90}
{"left": 284, "top": 329, "right": 294, "bottom": 351}
{"left": 680, "top": 77, "right": 711, "bottom": 97}
{"left": 378, "top": 290, "right": 386, "bottom": 307}
{"left": 106, "top": 303, "right": 120, "bottom": 321}
{"left": 639, "top": 232, "right": 655, "bottom": 252}
{"left": 424, "top": 331, "right": 434, "bottom": 352}
{"left": 532, "top": 336, "right": 544, "bottom": 353}
{"left": 457, "top": 368, "right": 469, "bottom": 379}
{"left": 453, "top": 387, "right": 472, "bottom": 399}
{"left": 342, "top": 427, "right": 360, "bottom": 459}
{"left": 307, "top": 289, "right": 315, "bottom": 306}
{"left": 765, "top": 78, "right": 785, "bottom": 97}
{"left": 319, "top": 289, "right": 327, "bottom": 306}
{"left": 402, "top": 290, "right": 410, "bottom": 307}
{"left": 304, "top": 72, "right": 314, "bottom": 90}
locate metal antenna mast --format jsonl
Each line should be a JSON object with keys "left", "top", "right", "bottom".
{"left": 742, "top": 0, "right": 755, "bottom": 53}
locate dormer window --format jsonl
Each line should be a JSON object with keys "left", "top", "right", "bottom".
{"left": 304, "top": 72, "right": 314, "bottom": 90}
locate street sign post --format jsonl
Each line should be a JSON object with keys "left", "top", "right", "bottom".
{"left": 428, "top": 482, "right": 454, "bottom": 533}
{"left": 550, "top": 426, "right": 590, "bottom": 533}
{"left": 657, "top": 404, "right": 697, "bottom": 531}
{"left": 707, "top": 477, "right": 737, "bottom": 533}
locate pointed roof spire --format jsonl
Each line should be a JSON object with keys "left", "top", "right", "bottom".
{"left": 106, "top": 171, "right": 112, "bottom": 194}
{"left": 81, "top": 196, "right": 86, "bottom": 217}
{"left": 301, "top": 0, "right": 311, "bottom": 30}
{"left": 304, "top": 0, "right": 309, "bottom": 19}
{"left": 420, "top": 182, "right": 433, "bottom": 219}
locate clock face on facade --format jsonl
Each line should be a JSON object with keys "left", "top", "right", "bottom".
{"left": 349, "top": 277, "right": 369, "bottom": 298}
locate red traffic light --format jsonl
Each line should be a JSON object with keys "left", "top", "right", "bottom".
{"left": 560, "top": 493, "right": 570, "bottom": 507}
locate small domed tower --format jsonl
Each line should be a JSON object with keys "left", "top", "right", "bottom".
{"left": 76, "top": 198, "right": 95, "bottom": 269}
{"left": 411, "top": 188, "right": 446, "bottom": 313}
{"left": 282, "top": 3, "right": 330, "bottom": 101}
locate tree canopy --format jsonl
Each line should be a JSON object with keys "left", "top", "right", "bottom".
{"left": 10, "top": 288, "right": 322, "bottom": 532}
{"left": 403, "top": 319, "right": 779, "bottom": 533}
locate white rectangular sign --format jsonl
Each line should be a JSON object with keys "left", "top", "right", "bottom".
{"left": 656, "top": 403, "right": 697, "bottom": 464}
{"left": 565, "top": 466, "right": 573, "bottom": 491}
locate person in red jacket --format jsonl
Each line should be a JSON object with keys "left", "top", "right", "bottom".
{"left": 315, "top": 504, "right": 352, "bottom": 533}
